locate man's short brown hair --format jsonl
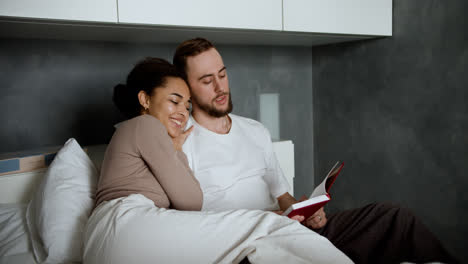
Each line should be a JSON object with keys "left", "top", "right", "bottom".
{"left": 173, "top": 38, "right": 215, "bottom": 80}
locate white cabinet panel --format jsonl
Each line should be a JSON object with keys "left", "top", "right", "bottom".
{"left": 118, "top": 0, "right": 282, "bottom": 31}
{"left": 273, "top": 140, "right": 295, "bottom": 195}
{"left": 0, "top": 0, "right": 392, "bottom": 46}
{"left": 0, "top": 0, "right": 117, "bottom": 23}
{"left": 283, "top": 0, "right": 392, "bottom": 36}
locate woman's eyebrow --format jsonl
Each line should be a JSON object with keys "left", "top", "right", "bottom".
{"left": 170, "top": 93, "right": 183, "bottom": 98}
{"left": 170, "top": 93, "right": 190, "bottom": 102}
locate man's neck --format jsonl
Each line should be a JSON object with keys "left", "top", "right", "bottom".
{"left": 192, "top": 110, "right": 231, "bottom": 135}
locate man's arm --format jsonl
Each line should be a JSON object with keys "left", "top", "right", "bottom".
{"left": 277, "top": 192, "right": 298, "bottom": 211}
{"left": 276, "top": 192, "right": 305, "bottom": 222}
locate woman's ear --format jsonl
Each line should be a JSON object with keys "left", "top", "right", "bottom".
{"left": 138, "top": 90, "right": 150, "bottom": 110}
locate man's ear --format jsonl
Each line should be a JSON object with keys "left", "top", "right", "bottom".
{"left": 138, "top": 90, "right": 150, "bottom": 110}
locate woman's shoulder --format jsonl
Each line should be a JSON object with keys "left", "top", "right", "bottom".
{"left": 112, "top": 114, "right": 171, "bottom": 152}
{"left": 119, "top": 114, "right": 167, "bottom": 134}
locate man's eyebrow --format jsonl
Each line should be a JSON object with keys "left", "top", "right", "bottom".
{"left": 198, "top": 73, "right": 213, "bottom": 81}
{"left": 198, "top": 66, "right": 227, "bottom": 80}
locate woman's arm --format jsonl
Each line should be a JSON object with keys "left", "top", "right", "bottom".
{"left": 136, "top": 115, "right": 203, "bottom": 211}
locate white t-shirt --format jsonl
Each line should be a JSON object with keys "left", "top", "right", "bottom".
{"left": 182, "top": 114, "right": 290, "bottom": 211}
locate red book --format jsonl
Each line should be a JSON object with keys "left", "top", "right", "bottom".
{"left": 282, "top": 161, "right": 344, "bottom": 219}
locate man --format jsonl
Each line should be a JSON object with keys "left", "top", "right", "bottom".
{"left": 173, "top": 38, "right": 458, "bottom": 264}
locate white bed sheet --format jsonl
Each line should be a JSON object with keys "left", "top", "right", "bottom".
{"left": 0, "top": 203, "right": 36, "bottom": 264}
{"left": 84, "top": 194, "right": 352, "bottom": 264}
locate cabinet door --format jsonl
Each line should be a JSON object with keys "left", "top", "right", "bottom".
{"left": 118, "top": 0, "right": 282, "bottom": 31}
{"left": 283, "top": 0, "right": 392, "bottom": 36}
{"left": 0, "top": 0, "right": 117, "bottom": 23}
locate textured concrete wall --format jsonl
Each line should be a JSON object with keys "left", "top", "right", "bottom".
{"left": 0, "top": 39, "right": 313, "bottom": 197}
{"left": 313, "top": 0, "right": 468, "bottom": 261}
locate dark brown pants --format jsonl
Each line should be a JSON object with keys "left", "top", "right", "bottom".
{"left": 315, "top": 203, "right": 459, "bottom": 264}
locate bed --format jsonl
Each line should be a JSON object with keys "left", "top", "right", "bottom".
{"left": 0, "top": 139, "right": 296, "bottom": 264}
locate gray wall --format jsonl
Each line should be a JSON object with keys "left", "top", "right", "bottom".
{"left": 0, "top": 38, "right": 314, "bottom": 197}
{"left": 313, "top": 0, "right": 467, "bottom": 261}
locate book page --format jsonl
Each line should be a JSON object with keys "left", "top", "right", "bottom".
{"left": 310, "top": 161, "right": 342, "bottom": 198}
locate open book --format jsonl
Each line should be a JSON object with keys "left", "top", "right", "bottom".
{"left": 282, "top": 161, "right": 344, "bottom": 219}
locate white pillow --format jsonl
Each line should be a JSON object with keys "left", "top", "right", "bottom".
{"left": 26, "top": 138, "right": 98, "bottom": 263}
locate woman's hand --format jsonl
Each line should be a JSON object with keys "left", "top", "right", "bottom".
{"left": 171, "top": 126, "right": 193, "bottom": 151}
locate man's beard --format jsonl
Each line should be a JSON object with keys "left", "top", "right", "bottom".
{"left": 193, "top": 92, "right": 233, "bottom": 118}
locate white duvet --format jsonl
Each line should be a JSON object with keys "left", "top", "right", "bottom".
{"left": 84, "top": 194, "right": 352, "bottom": 264}
{"left": 0, "top": 204, "right": 36, "bottom": 264}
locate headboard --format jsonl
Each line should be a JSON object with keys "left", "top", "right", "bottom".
{"left": 0, "top": 141, "right": 294, "bottom": 204}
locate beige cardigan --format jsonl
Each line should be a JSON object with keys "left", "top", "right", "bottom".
{"left": 95, "top": 114, "right": 202, "bottom": 211}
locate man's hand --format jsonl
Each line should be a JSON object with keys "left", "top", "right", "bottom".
{"left": 277, "top": 193, "right": 327, "bottom": 228}
{"left": 171, "top": 126, "right": 193, "bottom": 151}
{"left": 277, "top": 193, "right": 308, "bottom": 223}
{"left": 304, "top": 207, "right": 327, "bottom": 229}
{"left": 291, "top": 195, "right": 307, "bottom": 223}
{"left": 272, "top": 210, "right": 305, "bottom": 222}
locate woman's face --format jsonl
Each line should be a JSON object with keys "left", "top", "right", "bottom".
{"left": 143, "top": 77, "right": 191, "bottom": 138}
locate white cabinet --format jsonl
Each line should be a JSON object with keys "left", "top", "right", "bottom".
{"left": 273, "top": 140, "right": 295, "bottom": 195}
{"left": 0, "top": 0, "right": 117, "bottom": 23}
{"left": 0, "top": 0, "right": 392, "bottom": 46}
{"left": 118, "top": 0, "right": 282, "bottom": 31}
{"left": 283, "top": 0, "right": 392, "bottom": 36}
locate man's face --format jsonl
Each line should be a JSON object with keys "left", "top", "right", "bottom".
{"left": 185, "top": 48, "right": 232, "bottom": 117}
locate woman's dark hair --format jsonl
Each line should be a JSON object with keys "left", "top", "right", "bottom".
{"left": 113, "top": 57, "right": 184, "bottom": 118}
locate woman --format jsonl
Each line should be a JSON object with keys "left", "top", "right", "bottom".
{"left": 93, "top": 57, "right": 201, "bottom": 211}
{"left": 83, "top": 58, "right": 352, "bottom": 264}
